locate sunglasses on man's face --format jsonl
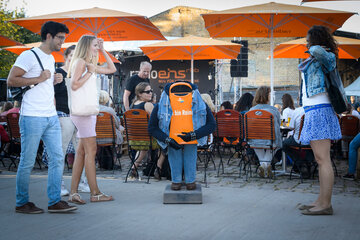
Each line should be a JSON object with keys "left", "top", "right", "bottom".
{"left": 141, "top": 89, "right": 153, "bottom": 94}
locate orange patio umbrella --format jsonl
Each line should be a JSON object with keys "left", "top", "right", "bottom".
{"left": 0, "top": 34, "right": 23, "bottom": 47}
{"left": 273, "top": 36, "right": 360, "bottom": 59}
{"left": 10, "top": 7, "right": 165, "bottom": 42}
{"left": 202, "top": 2, "right": 355, "bottom": 105}
{"left": 3, "top": 41, "right": 120, "bottom": 63}
{"left": 140, "top": 35, "right": 241, "bottom": 83}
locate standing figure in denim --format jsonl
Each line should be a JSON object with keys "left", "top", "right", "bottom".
{"left": 7, "top": 21, "right": 77, "bottom": 214}
{"left": 148, "top": 81, "right": 215, "bottom": 191}
{"left": 298, "top": 26, "right": 342, "bottom": 215}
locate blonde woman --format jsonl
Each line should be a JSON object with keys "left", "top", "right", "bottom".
{"left": 201, "top": 93, "right": 216, "bottom": 112}
{"left": 67, "top": 35, "right": 116, "bottom": 204}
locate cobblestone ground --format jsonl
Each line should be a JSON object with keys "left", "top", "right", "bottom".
{"left": 1, "top": 151, "right": 359, "bottom": 197}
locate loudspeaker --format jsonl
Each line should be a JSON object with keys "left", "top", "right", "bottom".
{"left": 230, "top": 59, "right": 241, "bottom": 77}
{"left": 230, "top": 40, "right": 248, "bottom": 78}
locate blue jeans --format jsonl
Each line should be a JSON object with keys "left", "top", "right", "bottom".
{"left": 16, "top": 115, "right": 64, "bottom": 207}
{"left": 168, "top": 144, "right": 197, "bottom": 183}
{"left": 348, "top": 132, "right": 360, "bottom": 174}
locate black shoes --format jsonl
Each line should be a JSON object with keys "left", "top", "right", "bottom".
{"left": 342, "top": 173, "right": 355, "bottom": 181}
{"left": 48, "top": 200, "right": 77, "bottom": 213}
{"left": 15, "top": 202, "right": 44, "bottom": 214}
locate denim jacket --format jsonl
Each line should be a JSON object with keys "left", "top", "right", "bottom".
{"left": 156, "top": 82, "right": 207, "bottom": 148}
{"left": 299, "top": 45, "right": 336, "bottom": 99}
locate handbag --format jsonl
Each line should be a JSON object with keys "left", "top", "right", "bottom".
{"left": 66, "top": 70, "right": 99, "bottom": 116}
{"left": 321, "top": 65, "right": 348, "bottom": 114}
{"left": 10, "top": 49, "right": 42, "bottom": 101}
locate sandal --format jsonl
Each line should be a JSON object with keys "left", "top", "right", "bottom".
{"left": 90, "top": 193, "right": 113, "bottom": 202}
{"left": 68, "top": 193, "right": 86, "bottom": 205}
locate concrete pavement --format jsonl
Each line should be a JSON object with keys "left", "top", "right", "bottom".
{"left": 0, "top": 172, "right": 359, "bottom": 240}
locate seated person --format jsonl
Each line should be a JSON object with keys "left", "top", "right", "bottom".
{"left": 248, "top": 86, "right": 282, "bottom": 178}
{"left": 340, "top": 103, "right": 360, "bottom": 158}
{"left": 282, "top": 106, "right": 314, "bottom": 167}
{"left": 235, "top": 92, "right": 254, "bottom": 114}
{"left": 343, "top": 132, "right": 360, "bottom": 180}
{"left": 7, "top": 101, "right": 21, "bottom": 114}
{"left": 220, "top": 101, "right": 233, "bottom": 110}
{"left": 129, "top": 82, "right": 165, "bottom": 178}
{"left": 281, "top": 93, "right": 295, "bottom": 126}
{"left": 98, "top": 90, "right": 124, "bottom": 145}
{"left": 0, "top": 102, "right": 13, "bottom": 116}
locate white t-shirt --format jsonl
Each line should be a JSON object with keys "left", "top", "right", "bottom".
{"left": 14, "top": 48, "right": 57, "bottom": 117}
{"left": 351, "top": 110, "right": 360, "bottom": 119}
{"left": 281, "top": 107, "right": 295, "bottom": 122}
{"left": 301, "top": 72, "right": 330, "bottom": 107}
{"left": 289, "top": 107, "right": 305, "bottom": 144}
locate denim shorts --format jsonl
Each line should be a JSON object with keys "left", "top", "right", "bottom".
{"left": 300, "top": 104, "right": 341, "bottom": 145}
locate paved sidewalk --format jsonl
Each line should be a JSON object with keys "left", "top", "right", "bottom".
{"left": 0, "top": 172, "right": 359, "bottom": 240}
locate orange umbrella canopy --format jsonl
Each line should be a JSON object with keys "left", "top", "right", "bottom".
{"left": 0, "top": 35, "right": 23, "bottom": 47}
{"left": 273, "top": 36, "right": 360, "bottom": 59}
{"left": 202, "top": 2, "right": 355, "bottom": 38}
{"left": 140, "top": 36, "right": 241, "bottom": 83}
{"left": 140, "top": 35, "right": 241, "bottom": 60}
{"left": 3, "top": 42, "right": 120, "bottom": 63}
{"left": 10, "top": 7, "right": 165, "bottom": 42}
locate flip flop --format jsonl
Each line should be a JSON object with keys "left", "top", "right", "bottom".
{"left": 90, "top": 193, "right": 114, "bottom": 202}
{"left": 68, "top": 193, "right": 86, "bottom": 205}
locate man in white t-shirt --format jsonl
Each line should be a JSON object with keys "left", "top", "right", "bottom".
{"left": 7, "top": 21, "right": 77, "bottom": 214}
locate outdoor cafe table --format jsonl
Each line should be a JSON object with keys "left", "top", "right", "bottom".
{"left": 275, "top": 126, "right": 299, "bottom": 177}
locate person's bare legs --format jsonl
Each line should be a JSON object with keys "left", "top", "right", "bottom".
{"left": 70, "top": 139, "right": 85, "bottom": 194}
{"left": 81, "top": 137, "right": 100, "bottom": 195}
{"left": 133, "top": 151, "right": 147, "bottom": 168}
{"left": 308, "top": 139, "right": 333, "bottom": 211}
{"left": 157, "top": 153, "right": 165, "bottom": 169}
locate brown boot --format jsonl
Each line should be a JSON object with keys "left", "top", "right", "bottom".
{"left": 171, "top": 182, "right": 182, "bottom": 191}
{"left": 186, "top": 182, "right": 196, "bottom": 190}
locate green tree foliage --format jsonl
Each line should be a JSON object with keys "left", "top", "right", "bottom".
{"left": 0, "top": 0, "right": 40, "bottom": 78}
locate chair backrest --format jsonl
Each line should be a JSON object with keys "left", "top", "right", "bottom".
{"left": 0, "top": 115, "right": 7, "bottom": 123}
{"left": 6, "top": 113, "right": 20, "bottom": 139}
{"left": 95, "top": 112, "right": 116, "bottom": 145}
{"left": 124, "top": 109, "right": 151, "bottom": 143}
{"left": 340, "top": 115, "right": 359, "bottom": 137}
{"left": 244, "top": 109, "right": 275, "bottom": 142}
{"left": 298, "top": 115, "right": 305, "bottom": 141}
{"left": 215, "top": 110, "right": 242, "bottom": 139}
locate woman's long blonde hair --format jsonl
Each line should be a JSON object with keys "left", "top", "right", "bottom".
{"left": 68, "top": 35, "right": 98, "bottom": 77}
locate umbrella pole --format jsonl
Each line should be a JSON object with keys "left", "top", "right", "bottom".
{"left": 270, "top": 29, "right": 274, "bottom": 106}
{"left": 191, "top": 54, "right": 194, "bottom": 84}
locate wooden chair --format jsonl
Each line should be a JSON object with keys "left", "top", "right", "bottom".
{"left": 340, "top": 115, "right": 359, "bottom": 144}
{"left": 6, "top": 113, "right": 43, "bottom": 171}
{"left": 214, "top": 110, "right": 245, "bottom": 177}
{"left": 123, "top": 109, "right": 157, "bottom": 183}
{"left": 95, "top": 112, "right": 122, "bottom": 171}
{"left": 6, "top": 113, "right": 21, "bottom": 170}
{"left": 0, "top": 115, "right": 9, "bottom": 167}
{"left": 244, "top": 109, "right": 276, "bottom": 180}
{"left": 288, "top": 115, "right": 315, "bottom": 182}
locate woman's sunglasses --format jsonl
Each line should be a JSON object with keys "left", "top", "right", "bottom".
{"left": 141, "top": 89, "right": 153, "bottom": 94}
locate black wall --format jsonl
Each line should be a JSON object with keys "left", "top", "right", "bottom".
{"left": 118, "top": 56, "right": 215, "bottom": 105}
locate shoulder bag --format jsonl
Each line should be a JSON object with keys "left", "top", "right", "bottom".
{"left": 10, "top": 49, "right": 42, "bottom": 101}
{"left": 321, "top": 64, "right": 348, "bottom": 114}
{"left": 66, "top": 69, "right": 99, "bottom": 116}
